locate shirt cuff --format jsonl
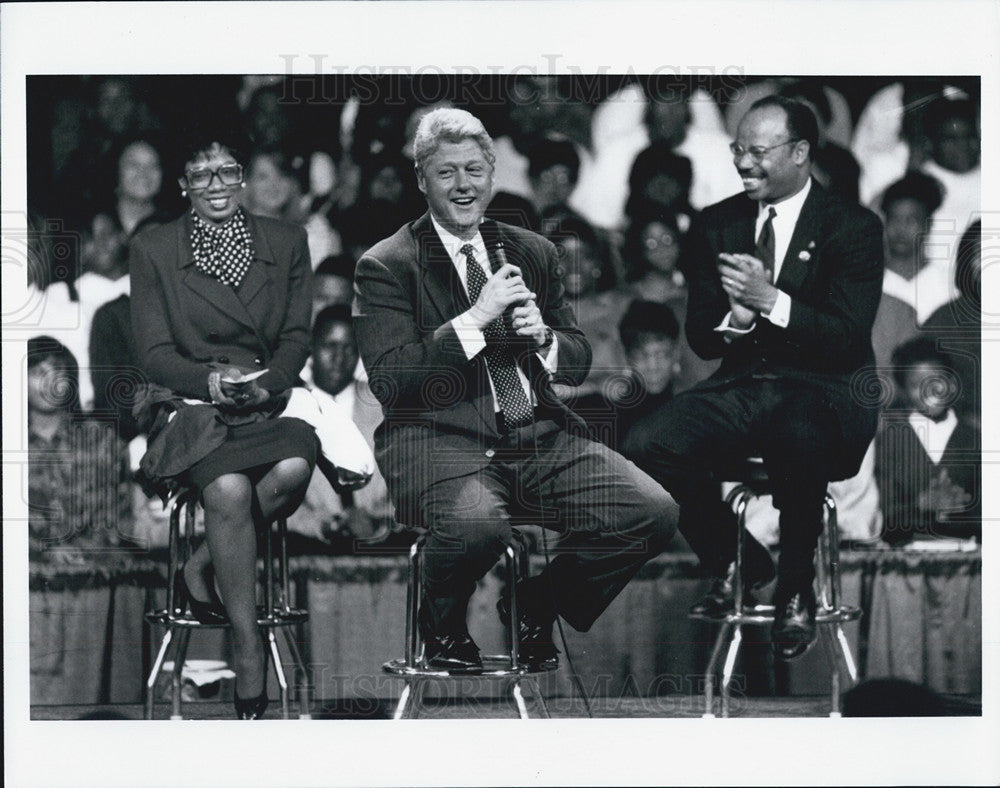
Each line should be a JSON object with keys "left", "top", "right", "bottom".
{"left": 536, "top": 332, "right": 559, "bottom": 373}
{"left": 714, "top": 311, "right": 756, "bottom": 335}
{"left": 764, "top": 290, "right": 792, "bottom": 328}
{"left": 451, "top": 311, "right": 487, "bottom": 359}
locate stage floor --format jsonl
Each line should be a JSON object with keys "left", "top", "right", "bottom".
{"left": 32, "top": 693, "right": 981, "bottom": 721}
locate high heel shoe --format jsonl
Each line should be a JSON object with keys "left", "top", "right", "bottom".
{"left": 234, "top": 687, "right": 269, "bottom": 720}
{"left": 174, "top": 566, "right": 228, "bottom": 625}
{"left": 234, "top": 643, "right": 270, "bottom": 719}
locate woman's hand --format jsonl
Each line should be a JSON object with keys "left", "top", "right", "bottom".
{"left": 208, "top": 371, "right": 270, "bottom": 411}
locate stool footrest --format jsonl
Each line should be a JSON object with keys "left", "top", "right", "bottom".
{"left": 383, "top": 655, "right": 555, "bottom": 677}
{"left": 145, "top": 609, "right": 309, "bottom": 628}
{"left": 690, "top": 604, "right": 861, "bottom": 625}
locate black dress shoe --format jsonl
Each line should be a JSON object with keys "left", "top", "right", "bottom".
{"left": 771, "top": 586, "right": 818, "bottom": 661}
{"left": 496, "top": 597, "right": 559, "bottom": 671}
{"left": 689, "top": 539, "right": 776, "bottom": 618}
{"left": 423, "top": 632, "right": 484, "bottom": 674}
{"left": 234, "top": 687, "right": 268, "bottom": 720}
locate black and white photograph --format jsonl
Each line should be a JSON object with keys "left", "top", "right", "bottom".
{"left": 3, "top": 2, "right": 998, "bottom": 786}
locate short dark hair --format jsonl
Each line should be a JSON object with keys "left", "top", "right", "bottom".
{"left": 778, "top": 80, "right": 832, "bottom": 126}
{"left": 954, "top": 219, "right": 981, "bottom": 301}
{"left": 622, "top": 212, "right": 684, "bottom": 282}
{"left": 925, "top": 97, "right": 978, "bottom": 139}
{"left": 880, "top": 171, "right": 944, "bottom": 217}
{"left": 528, "top": 137, "right": 580, "bottom": 181}
{"left": 747, "top": 95, "right": 819, "bottom": 157}
{"left": 312, "top": 303, "right": 354, "bottom": 342}
{"left": 315, "top": 253, "right": 357, "bottom": 281}
{"left": 890, "top": 336, "right": 954, "bottom": 389}
{"left": 27, "top": 335, "right": 82, "bottom": 416}
{"left": 173, "top": 124, "right": 249, "bottom": 178}
{"left": 618, "top": 300, "right": 680, "bottom": 351}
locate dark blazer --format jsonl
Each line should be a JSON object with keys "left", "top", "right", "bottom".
{"left": 682, "top": 181, "right": 884, "bottom": 475}
{"left": 353, "top": 213, "right": 591, "bottom": 523}
{"left": 129, "top": 211, "right": 313, "bottom": 400}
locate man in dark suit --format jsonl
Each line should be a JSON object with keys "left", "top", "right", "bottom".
{"left": 354, "top": 108, "right": 677, "bottom": 673}
{"left": 624, "top": 96, "right": 884, "bottom": 659}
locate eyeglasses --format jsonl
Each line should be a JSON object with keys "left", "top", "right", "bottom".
{"left": 185, "top": 163, "right": 244, "bottom": 190}
{"left": 729, "top": 139, "right": 800, "bottom": 161}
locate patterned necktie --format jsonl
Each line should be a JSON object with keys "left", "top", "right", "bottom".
{"left": 460, "top": 243, "right": 534, "bottom": 428}
{"left": 755, "top": 206, "right": 777, "bottom": 280}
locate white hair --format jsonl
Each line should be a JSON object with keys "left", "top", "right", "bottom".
{"left": 412, "top": 107, "right": 496, "bottom": 173}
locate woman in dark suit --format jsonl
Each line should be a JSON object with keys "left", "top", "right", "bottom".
{"left": 130, "top": 130, "right": 316, "bottom": 719}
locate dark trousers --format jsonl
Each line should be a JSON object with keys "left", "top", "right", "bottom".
{"left": 623, "top": 378, "right": 845, "bottom": 593}
{"left": 416, "top": 422, "right": 677, "bottom": 633}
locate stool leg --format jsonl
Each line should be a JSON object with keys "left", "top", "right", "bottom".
{"left": 280, "top": 626, "right": 311, "bottom": 718}
{"left": 511, "top": 678, "right": 530, "bottom": 719}
{"left": 145, "top": 628, "right": 174, "bottom": 720}
{"left": 266, "top": 628, "right": 289, "bottom": 719}
{"left": 171, "top": 628, "right": 192, "bottom": 720}
{"left": 703, "top": 620, "right": 732, "bottom": 718}
{"left": 505, "top": 544, "right": 519, "bottom": 669}
{"left": 512, "top": 675, "right": 550, "bottom": 719}
{"left": 835, "top": 624, "right": 859, "bottom": 683}
{"left": 819, "top": 625, "right": 842, "bottom": 716}
{"left": 732, "top": 490, "right": 751, "bottom": 613}
{"left": 825, "top": 493, "right": 841, "bottom": 611}
{"left": 279, "top": 518, "right": 291, "bottom": 614}
{"left": 405, "top": 538, "right": 422, "bottom": 668}
{"left": 720, "top": 624, "right": 743, "bottom": 719}
{"left": 393, "top": 681, "right": 414, "bottom": 720}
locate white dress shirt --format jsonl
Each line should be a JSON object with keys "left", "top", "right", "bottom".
{"left": 431, "top": 215, "right": 558, "bottom": 411}
{"left": 717, "top": 178, "right": 812, "bottom": 336}
{"left": 908, "top": 408, "right": 959, "bottom": 465}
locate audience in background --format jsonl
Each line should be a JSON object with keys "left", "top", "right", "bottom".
{"left": 547, "top": 217, "right": 630, "bottom": 402}
{"left": 918, "top": 97, "right": 981, "bottom": 278}
{"left": 876, "top": 337, "right": 980, "bottom": 546}
{"left": 27, "top": 337, "right": 132, "bottom": 562}
{"left": 871, "top": 172, "right": 947, "bottom": 372}
{"left": 622, "top": 213, "right": 718, "bottom": 392}
{"left": 923, "top": 220, "right": 982, "bottom": 428}
{"left": 623, "top": 143, "right": 695, "bottom": 233}
{"left": 288, "top": 306, "right": 394, "bottom": 547}
{"left": 574, "top": 300, "right": 682, "bottom": 453}
{"left": 97, "top": 135, "right": 174, "bottom": 237}
{"left": 779, "top": 80, "right": 861, "bottom": 204}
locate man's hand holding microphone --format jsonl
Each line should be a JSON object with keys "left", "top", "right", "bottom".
{"left": 468, "top": 262, "right": 551, "bottom": 349}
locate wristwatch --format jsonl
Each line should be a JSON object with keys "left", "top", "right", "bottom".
{"left": 538, "top": 326, "right": 554, "bottom": 351}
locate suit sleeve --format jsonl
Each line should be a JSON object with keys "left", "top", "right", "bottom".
{"left": 353, "top": 252, "right": 477, "bottom": 406}
{"left": 682, "top": 212, "right": 742, "bottom": 360}
{"left": 534, "top": 237, "right": 591, "bottom": 385}
{"left": 257, "top": 227, "right": 313, "bottom": 393}
{"left": 782, "top": 210, "right": 883, "bottom": 366}
{"left": 129, "top": 236, "right": 214, "bottom": 399}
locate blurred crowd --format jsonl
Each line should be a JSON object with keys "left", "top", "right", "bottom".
{"left": 22, "top": 74, "right": 982, "bottom": 563}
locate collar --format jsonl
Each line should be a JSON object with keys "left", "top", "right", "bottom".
{"left": 758, "top": 177, "right": 812, "bottom": 225}
{"left": 178, "top": 209, "right": 276, "bottom": 268}
{"left": 429, "top": 213, "right": 487, "bottom": 269}
{"left": 908, "top": 408, "right": 959, "bottom": 463}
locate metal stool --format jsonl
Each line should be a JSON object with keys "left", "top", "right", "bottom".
{"left": 382, "top": 529, "right": 554, "bottom": 719}
{"left": 144, "top": 488, "right": 311, "bottom": 720}
{"left": 692, "top": 459, "right": 861, "bottom": 717}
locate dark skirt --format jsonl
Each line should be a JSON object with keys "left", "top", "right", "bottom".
{"left": 187, "top": 416, "right": 318, "bottom": 493}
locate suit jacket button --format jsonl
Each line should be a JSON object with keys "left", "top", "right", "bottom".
{"left": 254, "top": 357, "right": 263, "bottom": 366}
{"left": 218, "top": 356, "right": 229, "bottom": 364}
{"left": 485, "top": 449, "right": 496, "bottom": 458}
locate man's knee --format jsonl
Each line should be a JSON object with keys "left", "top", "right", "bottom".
{"left": 639, "top": 484, "right": 679, "bottom": 548}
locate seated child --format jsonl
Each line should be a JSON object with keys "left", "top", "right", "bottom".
{"left": 876, "top": 337, "right": 980, "bottom": 546}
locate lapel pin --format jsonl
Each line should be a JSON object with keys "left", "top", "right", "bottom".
{"left": 798, "top": 250, "right": 812, "bottom": 262}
